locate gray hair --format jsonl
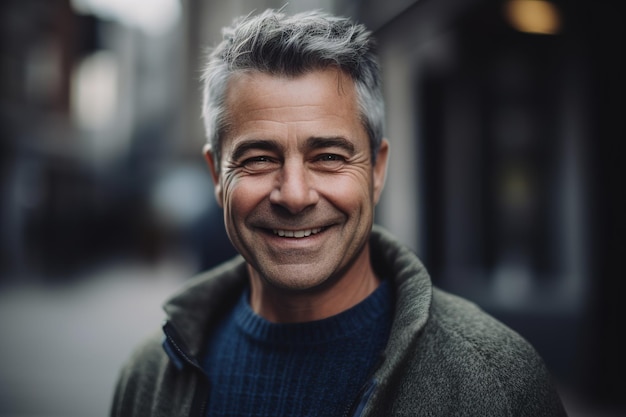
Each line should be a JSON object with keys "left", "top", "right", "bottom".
{"left": 201, "top": 9, "right": 385, "bottom": 168}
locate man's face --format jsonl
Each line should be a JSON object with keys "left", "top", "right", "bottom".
{"left": 205, "top": 68, "right": 388, "bottom": 292}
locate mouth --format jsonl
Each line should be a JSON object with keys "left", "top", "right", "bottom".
{"left": 272, "top": 227, "right": 324, "bottom": 238}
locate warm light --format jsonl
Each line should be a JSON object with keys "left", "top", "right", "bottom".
{"left": 504, "top": 0, "right": 561, "bottom": 35}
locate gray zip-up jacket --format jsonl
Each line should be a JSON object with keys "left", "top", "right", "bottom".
{"left": 110, "top": 225, "right": 568, "bottom": 416}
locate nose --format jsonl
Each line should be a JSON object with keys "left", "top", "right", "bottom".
{"left": 269, "top": 160, "right": 319, "bottom": 214}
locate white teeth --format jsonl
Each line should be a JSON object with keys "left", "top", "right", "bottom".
{"left": 273, "top": 228, "right": 322, "bottom": 238}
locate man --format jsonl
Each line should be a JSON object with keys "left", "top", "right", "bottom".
{"left": 111, "top": 9, "right": 568, "bottom": 417}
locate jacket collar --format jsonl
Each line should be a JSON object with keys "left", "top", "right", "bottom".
{"left": 368, "top": 225, "right": 433, "bottom": 378}
{"left": 163, "top": 255, "right": 248, "bottom": 363}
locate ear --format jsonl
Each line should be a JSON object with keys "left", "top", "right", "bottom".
{"left": 372, "top": 139, "right": 389, "bottom": 204}
{"left": 202, "top": 143, "right": 223, "bottom": 207}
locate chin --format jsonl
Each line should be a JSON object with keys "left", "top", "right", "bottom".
{"left": 261, "top": 267, "right": 335, "bottom": 293}
{"left": 268, "top": 276, "right": 328, "bottom": 293}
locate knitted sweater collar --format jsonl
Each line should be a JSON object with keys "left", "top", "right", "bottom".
{"left": 231, "top": 280, "right": 392, "bottom": 346}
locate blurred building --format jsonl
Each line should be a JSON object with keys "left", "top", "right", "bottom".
{"left": 345, "top": 0, "right": 624, "bottom": 410}
{"left": 0, "top": 0, "right": 623, "bottom": 416}
{"left": 0, "top": 0, "right": 238, "bottom": 282}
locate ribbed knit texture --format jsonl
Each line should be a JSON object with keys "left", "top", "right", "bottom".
{"left": 202, "top": 280, "right": 393, "bottom": 417}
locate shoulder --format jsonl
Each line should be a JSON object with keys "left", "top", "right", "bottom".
{"left": 109, "top": 329, "right": 165, "bottom": 416}
{"left": 122, "top": 329, "right": 169, "bottom": 375}
{"left": 421, "top": 288, "right": 566, "bottom": 414}
{"left": 111, "top": 329, "right": 169, "bottom": 385}
{"left": 377, "top": 287, "right": 567, "bottom": 415}
{"left": 429, "top": 288, "right": 539, "bottom": 365}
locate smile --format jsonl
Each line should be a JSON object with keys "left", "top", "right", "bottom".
{"left": 272, "top": 228, "right": 323, "bottom": 238}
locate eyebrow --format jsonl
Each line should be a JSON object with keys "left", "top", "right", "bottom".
{"left": 306, "top": 136, "right": 355, "bottom": 155}
{"left": 230, "top": 139, "right": 282, "bottom": 162}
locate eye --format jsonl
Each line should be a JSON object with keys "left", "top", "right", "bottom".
{"left": 244, "top": 155, "right": 271, "bottom": 164}
{"left": 317, "top": 154, "right": 343, "bottom": 161}
{"left": 313, "top": 153, "right": 346, "bottom": 169}
{"left": 240, "top": 155, "right": 279, "bottom": 172}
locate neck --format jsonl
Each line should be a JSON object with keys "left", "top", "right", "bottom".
{"left": 247, "top": 260, "right": 380, "bottom": 323}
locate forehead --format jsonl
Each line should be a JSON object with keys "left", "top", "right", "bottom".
{"left": 223, "top": 68, "right": 362, "bottom": 136}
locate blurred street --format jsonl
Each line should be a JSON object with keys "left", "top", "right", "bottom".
{"left": 0, "top": 259, "right": 189, "bottom": 417}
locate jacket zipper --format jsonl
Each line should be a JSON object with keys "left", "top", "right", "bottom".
{"left": 342, "top": 379, "right": 376, "bottom": 417}
{"left": 342, "top": 353, "right": 385, "bottom": 417}
{"left": 162, "top": 321, "right": 211, "bottom": 417}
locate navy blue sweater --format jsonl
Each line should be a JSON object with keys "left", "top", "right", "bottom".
{"left": 202, "top": 280, "right": 393, "bottom": 417}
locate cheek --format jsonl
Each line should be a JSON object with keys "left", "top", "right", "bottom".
{"left": 222, "top": 175, "right": 269, "bottom": 219}
{"left": 321, "top": 172, "right": 374, "bottom": 210}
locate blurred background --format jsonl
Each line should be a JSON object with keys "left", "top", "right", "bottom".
{"left": 0, "top": 0, "right": 623, "bottom": 416}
